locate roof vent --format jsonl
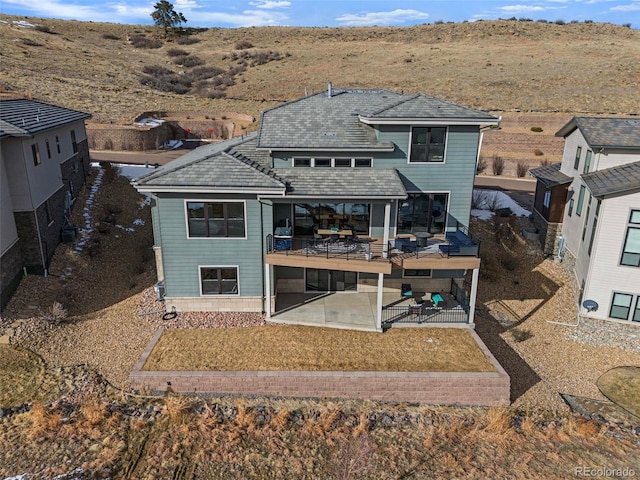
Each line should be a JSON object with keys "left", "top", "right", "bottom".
{"left": 327, "top": 81, "right": 332, "bottom": 98}
{"left": 322, "top": 132, "right": 336, "bottom": 137}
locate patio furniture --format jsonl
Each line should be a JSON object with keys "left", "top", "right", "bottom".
{"left": 431, "top": 293, "right": 444, "bottom": 306}
{"left": 414, "top": 231, "right": 433, "bottom": 247}
{"left": 401, "top": 283, "right": 413, "bottom": 297}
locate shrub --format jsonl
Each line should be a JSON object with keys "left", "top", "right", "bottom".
{"left": 510, "top": 328, "right": 533, "bottom": 342}
{"left": 622, "top": 23, "right": 631, "bottom": 28}
{"left": 166, "top": 47, "right": 189, "bottom": 57}
{"left": 533, "top": 149, "right": 544, "bottom": 156}
{"left": 530, "top": 126, "right": 543, "bottom": 132}
{"left": 171, "top": 54, "right": 204, "bottom": 67}
{"left": 139, "top": 73, "right": 191, "bottom": 94}
{"left": 102, "top": 33, "right": 120, "bottom": 40}
{"left": 190, "top": 65, "right": 225, "bottom": 80}
{"left": 130, "top": 35, "right": 162, "bottom": 49}
{"left": 142, "top": 64, "right": 175, "bottom": 76}
{"left": 554, "top": 19, "right": 566, "bottom": 25}
{"left": 540, "top": 159, "right": 551, "bottom": 166}
{"left": 22, "top": 38, "right": 43, "bottom": 47}
{"left": 41, "top": 301, "right": 68, "bottom": 325}
{"left": 176, "top": 35, "right": 200, "bottom": 45}
{"left": 34, "top": 25, "right": 55, "bottom": 34}
{"left": 235, "top": 40, "right": 254, "bottom": 49}
{"left": 516, "top": 161, "right": 529, "bottom": 178}
{"left": 476, "top": 156, "right": 488, "bottom": 174}
{"left": 492, "top": 155, "right": 505, "bottom": 176}
{"left": 434, "top": 20, "right": 444, "bottom": 25}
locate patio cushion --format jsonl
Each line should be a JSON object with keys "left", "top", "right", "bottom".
{"left": 431, "top": 293, "right": 444, "bottom": 306}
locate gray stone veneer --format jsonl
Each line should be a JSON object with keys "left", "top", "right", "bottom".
{"left": 0, "top": 241, "right": 24, "bottom": 310}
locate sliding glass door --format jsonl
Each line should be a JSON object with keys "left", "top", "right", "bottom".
{"left": 397, "top": 193, "right": 448, "bottom": 235}
{"left": 305, "top": 269, "right": 357, "bottom": 292}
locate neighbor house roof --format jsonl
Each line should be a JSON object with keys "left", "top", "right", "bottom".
{"left": 133, "top": 133, "right": 286, "bottom": 194}
{"left": 528, "top": 163, "right": 573, "bottom": 187}
{"left": 257, "top": 88, "right": 499, "bottom": 151}
{"left": 555, "top": 117, "right": 640, "bottom": 150}
{"left": 0, "top": 98, "right": 91, "bottom": 138}
{"left": 581, "top": 160, "right": 640, "bottom": 198}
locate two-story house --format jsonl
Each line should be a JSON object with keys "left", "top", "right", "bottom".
{"left": 1, "top": 98, "right": 91, "bottom": 309}
{"left": 530, "top": 117, "right": 640, "bottom": 324}
{"left": 133, "top": 87, "right": 499, "bottom": 331}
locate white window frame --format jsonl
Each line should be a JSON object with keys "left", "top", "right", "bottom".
{"left": 292, "top": 157, "right": 374, "bottom": 168}
{"left": 620, "top": 209, "right": 640, "bottom": 268}
{"left": 184, "top": 199, "right": 247, "bottom": 240}
{"left": 402, "top": 269, "right": 433, "bottom": 278}
{"left": 609, "top": 291, "right": 634, "bottom": 321}
{"left": 199, "top": 265, "right": 239, "bottom": 296}
{"left": 408, "top": 126, "right": 448, "bottom": 164}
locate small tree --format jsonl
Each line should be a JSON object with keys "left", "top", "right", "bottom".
{"left": 151, "top": 0, "right": 187, "bottom": 37}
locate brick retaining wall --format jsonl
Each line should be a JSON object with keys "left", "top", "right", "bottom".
{"left": 130, "top": 329, "right": 510, "bottom": 407}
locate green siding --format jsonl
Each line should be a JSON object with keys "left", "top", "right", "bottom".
{"left": 155, "top": 193, "right": 271, "bottom": 298}
{"left": 150, "top": 196, "right": 161, "bottom": 247}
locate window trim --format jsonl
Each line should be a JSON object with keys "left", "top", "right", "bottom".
{"left": 620, "top": 208, "right": 640, "bottom": 267}
{"left": 634, "top": 297, "right": 640, "bottom": 323}
{"left": 609, "top": 292, "right": 634, "bottom": 321}
{"left": 576, "top": 185, "right": 585, "bottom": 216}
{"left": 573, "top": 146, "right": 582, "bottom": 170}
{"left": 583, "top": 150, "right": 592, "bottom": 174}
{"left": 31, "top": 143, "right": 41, "bottom": 166}
{"left": 567, "top": 198, "right": 574, "bottom": 217}
{"left": 292, "top": 157, "right": 373, "bottom": 168}
{"left": 408, "top": 126, "right": 448, "bottom": 164}
{"left": 402, "top": 269, "right": 433, "bottom": 278}
{"left": 184, "top": 200, "right": 247, "bottom": 239}
{"left": 199, "top": 265, "right": 239, "bottom": 296}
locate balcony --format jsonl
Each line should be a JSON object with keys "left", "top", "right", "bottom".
{"left": 266, "top": 225, "right": 481, "bottom": 273}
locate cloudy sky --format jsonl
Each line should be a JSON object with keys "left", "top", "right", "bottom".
{"left": 1, "top": 0, "right": 638, "bottom": 28}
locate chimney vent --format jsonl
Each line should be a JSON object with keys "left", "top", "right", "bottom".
{"left": 327, "top": 81, "right": 332, "bottom": 98}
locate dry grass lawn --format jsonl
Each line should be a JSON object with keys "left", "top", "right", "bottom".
{"left": 142, "top": 326, "right": 496, "bottom": 372}
{"left": 0, "top": 345, "right": 45, "bottom": 406}
{"left": 597, "top": 367, "right": 640, "bottom": 418}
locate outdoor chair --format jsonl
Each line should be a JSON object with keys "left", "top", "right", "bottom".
{"left": 401, "top": 283, "right": 413, "bottom": 297}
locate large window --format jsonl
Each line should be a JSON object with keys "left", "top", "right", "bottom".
{"left": 610, "top": 292, "right": 634, "bottom": 320}
{"left": 576, "top": 185, "right": 585, "bottom": 216}
{"left": 200, "top": 267, "right": 238, "bottom": 295}
{"left": 31, "top": 143, "right": 41, "bottom": 166}
{"left": 397, "top": 193, "right": 448, "bottom": 235}
{"left": 305, "top": 269, "right": 357, "bottom": 292}
{"left": 620, "top": 210, "right": 640, "bottom": 267}
{"left": 573, "top": 146, "right": 582, "bottom": 170}
{"left": 293, "top": 203, "right": 370, "bottom": 236}
{"left": 583, "top": 150, "right": 592, "bottom": 174}
{"left": 70, "top": 129, "right": 78, "bottom": 154}
{"left": 542, "top": 190, "right": 551, "bottom": 217}
{"left": 187, "top": 201, "right": 245, "bottom": 238}
{"left": 409, "top": 127, "right": 446, "bottom": 163}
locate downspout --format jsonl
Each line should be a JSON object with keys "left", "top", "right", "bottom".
{"left": 259, "top": 199, "right": 267, "bottom": 314}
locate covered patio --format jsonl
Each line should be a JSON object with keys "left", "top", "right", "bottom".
{"left": 271, "top": 289, "right": 472, "bottom": 332}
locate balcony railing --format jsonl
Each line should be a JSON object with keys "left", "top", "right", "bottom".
{"left": 392, "top": 226, "right": 480, "bottom": 260}
{"left": 382, "top": 303, "right": 470, "bottom": 325}
{"left": 266, "top": 235, "right": 378, "bottom": 262}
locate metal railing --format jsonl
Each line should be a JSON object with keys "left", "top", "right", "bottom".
{"left": 382, "top": 303, "right": 469, "bottom": 325}
{"left": 393, "top": 227, "right": 480, "bottom": 260}
{"left": 266, "top": 234, "right": 375, "bottom": 262}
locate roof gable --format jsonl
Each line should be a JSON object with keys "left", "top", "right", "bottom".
{"left": 555, "top": 117, "right": 640, "bottom": 150}
{"left": 0, "top": 99, "right": 91, "bottom": 138}
{"left": 582, "top": 160, "right": 640, "bottom": 197}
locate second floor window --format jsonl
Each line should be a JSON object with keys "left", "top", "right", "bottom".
{"left": 187, "top": 201, "right": 245, "bottom": 238}
{"left": 410, "top": 127, "right": 446, "bottom": 163}
{"left": 70, "top": 129, "right": 78, "bottom": 154}
{"left": 576, "top": 185, "right": 585, "bottom": 216}
{"left": 620, "top": 210, "right": 640, "bottom": 267}
{"left": 32, "top": 143, "right": 41, "bottom": 166}
{"left": 573, "top": 146, "right": 582, "bottom": 169}
{"left": 583, "top": 150, "right": 592, "bottom": 174}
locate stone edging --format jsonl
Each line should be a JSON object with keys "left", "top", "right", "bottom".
{"left": 130, "top": 328, "right": 510, "bottom": 407}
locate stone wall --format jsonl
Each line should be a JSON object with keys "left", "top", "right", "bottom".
{"left": 0, "top": 241, "right": 24, "bottom": 310}
{"left": 130, "top": 329, "right": 510, "bottom": 407}
{"left": 14, "top": 186, "right": 67, "bottom": 274}
{"left": 532, "top": 207, "right": 563, "bottom": 256}
{"left": 87, "top": 122, "right": 182, "bottom": 151}
{"left": 60, "top": 141, "right": 90, "bottom": 201}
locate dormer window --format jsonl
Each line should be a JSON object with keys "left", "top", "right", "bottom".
{"left": 409, "top": 127, "right": 446, "bottom": 163}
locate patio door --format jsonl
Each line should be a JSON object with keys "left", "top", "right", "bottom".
{"left": 306, "top": 269, "right": 357, "bottom": 292}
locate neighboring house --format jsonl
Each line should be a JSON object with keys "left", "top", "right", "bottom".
{"left": 0, "top": 98, "right": 91, "bottom": 309}
{"left": 133, "top": 87, "right": 499, "bottom": 331}
{"left": 530, "top": 117, "right": 640, "bottom": 324}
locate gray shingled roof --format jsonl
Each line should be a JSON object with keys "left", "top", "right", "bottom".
{"left": 133, "top": 134, "right": 286, "bottom": 192}
{"left": 0, "top": 99, "right": 91, "bottom": 138}
{"left": 275, "top": 168, "right": 407, "bottom": 198}
{"left": 556, "top": 117, "right": 640, "bottom": 150}
{"left": 582, "top": 160, "right": 640, "bottom": 197}
{"left": 257, "top": 88, "right": 498, "bottom": 150}
{"left": 528, "top": 163, "right": 573, "bottom": 187}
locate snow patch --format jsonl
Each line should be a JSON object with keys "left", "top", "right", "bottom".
{"left": 470, "top": 189, "right": 531, "bottom": 219}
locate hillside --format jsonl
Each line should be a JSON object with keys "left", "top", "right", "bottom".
{"left": 1, "top": 15, "right": 638, "bottom": 125}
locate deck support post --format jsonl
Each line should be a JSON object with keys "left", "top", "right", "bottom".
{"left": 376, "top": 272, "right": 384, "bottom": 331}
{"left": 265, "top": 263, "right": 272, "bottom": 319}
{"left": 468, "top": 267, "right": 479, "bottom": 325}
{"left": 382, "top": 202, "right": 391, "bottom": 259}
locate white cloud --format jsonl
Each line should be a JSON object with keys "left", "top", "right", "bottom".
{"left": 611, "top": 2, "right": 640, "bottom": 10}
{"left": 249, "top": 0, "right": 291, "bottom": 9}
{"left": 192, "top": 9, "right": 288, "bottom": 26}
{"left": 336, "top": 9, "right": 429, "bottom": 27}
{"left": 498, "top": 5, "right": 547, "bottom": 13}
{"left": 1, "top": 0, "right": 114, "bottom": 21}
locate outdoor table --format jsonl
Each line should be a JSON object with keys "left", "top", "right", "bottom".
{"left": 317, "top": 229, "right": 352, "bottom": 238}
{"left": 414, "top": 231, "right": 433, "bottom": 247}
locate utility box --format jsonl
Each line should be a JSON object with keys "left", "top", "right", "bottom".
{"left": 61, "top": 225, "right": 78, "bottom": 243}
{"left": 154, "top": 280, "right": 165, "bottom": 301}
